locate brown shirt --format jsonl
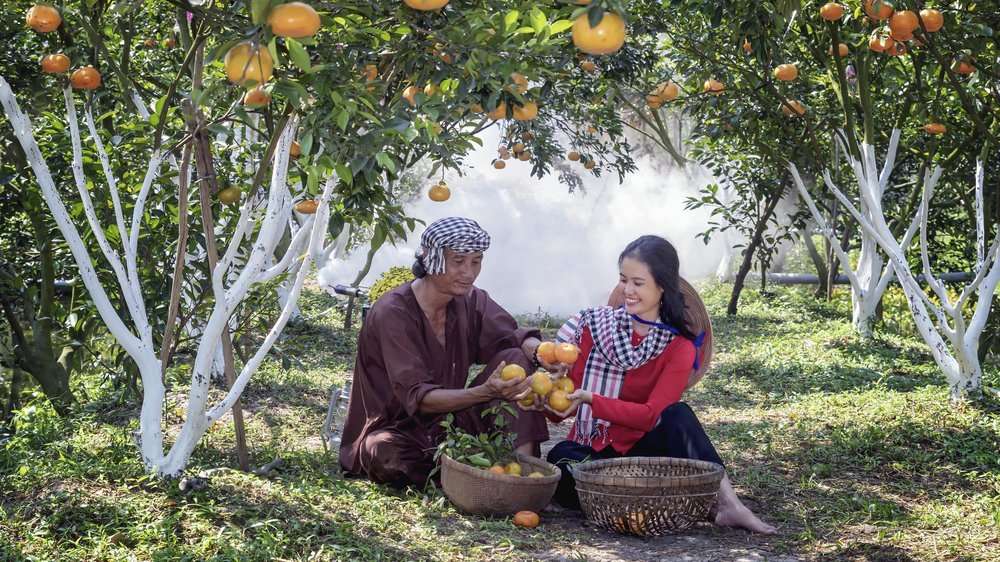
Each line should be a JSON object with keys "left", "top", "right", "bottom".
{"left": 339, "top": 281, "right": 539, "bottom": 476}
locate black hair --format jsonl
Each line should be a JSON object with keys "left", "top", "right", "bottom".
{"left": 618, "top": 235, "right": 696, "bottom": 340}
{"left": 411, "top": 255, "right": 428, "bottom": 278}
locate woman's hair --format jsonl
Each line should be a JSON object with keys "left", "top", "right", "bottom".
{"left": 619, "top": 235, "right": 696, "bottom": 339}
{"left": 411, "top": 254, "right": 428, "bottom": 278}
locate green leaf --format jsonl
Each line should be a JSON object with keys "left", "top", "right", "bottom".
{"left": 286, "top": 39, "right": 312, "bottom": 72}
{"left": 504, "top": 11, "right": 520, "bottom": 34}
{"left": 549, "top": 19, "right": 573, "bottom": 34}
{"left": 335, "top": 164, "right": 352, "bottom": 185}
{"left": 529, "top": 8, "right": 546, "bottom": 34}
{"left": 336, "top": 110, "right": 350, "bottom": 132}
{"left": 251, "top": 0, "right": 271, "bottom": 25}
{"left": 328, "top": 211, "right": 346, "bottom": 239}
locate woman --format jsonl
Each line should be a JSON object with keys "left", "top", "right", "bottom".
{"left": 526, "top": 235, "right": 775, "bottom": 534}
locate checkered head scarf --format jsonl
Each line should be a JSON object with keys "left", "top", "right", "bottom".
{"left": 418, "top": 217, "right": 491, "bottom": 276}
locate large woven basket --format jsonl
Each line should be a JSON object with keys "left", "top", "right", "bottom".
{"left": 440, "top": 453, "right": 561, "bottom": 516}
{"left": 572, "top": 456, "right": 724, "bottom": 537}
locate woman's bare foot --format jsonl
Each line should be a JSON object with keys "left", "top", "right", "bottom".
{"left": 714, "top": 476, "right": 777, "bottom": 534}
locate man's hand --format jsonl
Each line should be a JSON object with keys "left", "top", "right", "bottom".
{"left": 516, "top": 392, "right": 545, "bottom": 412}
{"left": 485, "top": 361, "right": 532, "bottom": 402}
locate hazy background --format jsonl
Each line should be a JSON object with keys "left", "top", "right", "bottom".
{"left": 318, "top": 128, "right": 729, "bottom": 317}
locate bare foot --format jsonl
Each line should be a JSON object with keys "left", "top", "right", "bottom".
{"left": 715, "top": 503, "right": 777, "bottom": 534}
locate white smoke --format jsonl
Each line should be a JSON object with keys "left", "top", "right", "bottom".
{"left": 318, "top": 128, "right": 730, "bottom": 317}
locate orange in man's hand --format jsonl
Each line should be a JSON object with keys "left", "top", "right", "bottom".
{"left": 536, "top": 341, "right": 557, "bottom": 364}
{"left": 530, "top": 372, "right": 553, "bottom": 396}
{"left": 501, "top": 364, "right": 525, "bottom": 381}
{"left": 554, "top": 343, "right": 580, "bottom": 364}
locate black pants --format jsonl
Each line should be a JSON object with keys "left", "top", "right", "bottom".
{"left": 545, "top": 402, "right": 725, "bottom": 510}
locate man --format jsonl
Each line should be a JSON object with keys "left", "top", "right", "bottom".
{"left": 339, "top": 217, "right": 550, "bottom": 487}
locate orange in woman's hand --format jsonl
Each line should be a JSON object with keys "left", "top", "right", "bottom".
{"left": 554, "top": 342, "right": 580, "bottom": 364}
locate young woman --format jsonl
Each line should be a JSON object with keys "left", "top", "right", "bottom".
{"left": 526, "top": 235, "right": 775, "bottom": 534}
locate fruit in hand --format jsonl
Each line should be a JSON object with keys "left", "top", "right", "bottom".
{"left": 554, "top": 343, "right": 580, "bottom": 364}
{"left": 548, "top": 390, "right": 571, "bottom": 411}
{"left": 501, "top": 364, "right": 525, "bottom": 381}
{"left": 536, "top": 341, "right": 557, "bottom": 364}
{"left": 554, "top": 377, "right": 575, "bottom": 393}
{"left": 530, "top": 371, "right": 553, "bottom": 396}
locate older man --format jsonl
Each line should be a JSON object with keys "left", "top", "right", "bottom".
{"left": 339, "top": 217, "right": 550, "bottom": 487}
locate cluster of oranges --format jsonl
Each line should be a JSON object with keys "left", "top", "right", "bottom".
{"left": 645, "top": 81, "right": 679, "bottom": 110}
{"left": 500, "top": 342, "right": 580, "bottom": 412}
{"left": 566, "top": 149, "right": 597, "bottom": 170}
{"left": 486, "top": 460, "right": 548, "bottom": 479}
{"left": 492, "top": 129, "right": 537, "bottom": 169}
{"left": 27, "top": 5, "right": 100, "bottom": 90}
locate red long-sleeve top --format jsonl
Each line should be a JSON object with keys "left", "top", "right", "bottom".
{"left": 550, "top": 326, "right": 696, "bottom": 454}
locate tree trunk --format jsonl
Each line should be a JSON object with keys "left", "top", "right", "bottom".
{"left": 802, "top": 229, "right": 828, "bottom": 298}
{"left": 727, "top": 173, "right": 788, "bottom": 315}
{"left": 5, "top": 367, "right": 23, "bottom": 419}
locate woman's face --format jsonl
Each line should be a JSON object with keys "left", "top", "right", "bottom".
{"left": 618, "top": 256, "right": 664, "bottom": 322}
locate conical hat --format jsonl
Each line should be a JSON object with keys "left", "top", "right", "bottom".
{"left": 606, "top": 277, "right": 712, "bottom": 390}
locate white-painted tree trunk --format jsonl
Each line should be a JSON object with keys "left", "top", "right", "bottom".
{"left": 0, "top": 77, "right": 350, "bottom": 476}
{"left": 791, "top": 149, "right": 999, "bottom": 399}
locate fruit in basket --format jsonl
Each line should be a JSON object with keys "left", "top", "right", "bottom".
{"left": 613, "top": 510, "right": 649, "bottom": 534}
{"left": 530, "top": 372, "right": 553, "bottom": 395}
{"left": 553, "top": 376, "right": 575, "bottom": 393}
{"left": 535, "top": 341, "right": 557, "bottom": 363}
{"left": 513, "top": 510, "right": 540, "bottom": 528}
{"left": 488, "top": 465, "right": 507, "bottom": 474}
{"left": 501, "top": 364, "right": 526, "bottom": 381}
{"left": 554, "top": 342, "right": 580, "bottom": 364}
{"left": 548, "top": 390, "right": 571, "bottom": 411}
{"left": 528, "top": 471, "right": 546, "bottom": 478}
{"left": 505, "top": 462, "right": 522, "bottom": 476}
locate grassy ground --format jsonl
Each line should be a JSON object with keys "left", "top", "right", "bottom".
{"left": 1, "top": 281, "right": 998, "bottom": 561}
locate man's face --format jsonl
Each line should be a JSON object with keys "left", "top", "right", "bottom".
{"left": 428, "top": 248, "right": 483, "bottom": 296}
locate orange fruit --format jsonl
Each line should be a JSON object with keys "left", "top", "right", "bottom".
{"left": 40, "top": 53, "right": 70, "bottom": 74}
{"left": 655, "top": 82, "right": 679, "bottom": 102}
{"left": 512, "top": 142, "right": 526, "bottom": 152}
{"left": 780, "top": 100, "right": 806, "bottom": 117}
{"left": 295, "top": 199, "right": 318, "bottom": 214}
{"left": 548, "top": 390, "right": 571, "bottom": 411}
{"left": 423, "top": 83, "right": 438, "bottom": 97}
{"left": 513, "top": 101, "right": 538, "bottom": 121}
{"left": 402, "top": 85, "right": 421, "bottom": 106}
{"left": 829, "top": 43, "right": 849, "bottom": 57}
{"left": 224, "top": 41, "right": 273, "bottom": 86}
{"left": 580, "top": 60, "right": 596, "bottom": 72}
{"left": 553, "top": 376, "right": 575, "bottom": 393}
{"left": 517, "top": 151, "right": 531, "bottom": 161}
{"left": 886, "top": 41, "right": 907, "bottom": 56}
{"left": 290, "top": 141, "right": 302, "bottom": 157}
{"left": 501, "top": 364, "right": 526, "bottom": 381}
{"left": 572, "top": 12, "right": 626, "bottom": 55}
{"left": 513, "top": 510, "right": 540, "bottom": 528}
{"left": 243, "top": 86, "right": 271, "bottom": 108}
{"left": 953, "top": 58, "right": 976, "bottom": 75}
{"left": 819, "top": 3, "right": 843, "bottom": 20}
{"left": 163, "top": 38, "right": 176, "bottom": 48}
{"left": 889, "top": 27, "right": 912, "bottom": 41}
{"left": 918, "top": 9, "right": 943, "bottom": 32}
{"left": 587, "top": 126, "right": 598, "bottom": 134}
{"left": 864, "top": 0, "right": 893, "bottom": 20}
{"left": 888, "top": 10, "right": 918, "bottom": 36}
{"left": 554, "top": 342, "right": 580, "bottom": 364}
{"left": 583, "top": 160, "right": 596, "bottom": 170}
{"left": 567, "top": 151, "right": 581, "bottom": 162}
{"left": 518, "top": 393, "right": 535, "bottom": 407}
{"left": 70, "top": 67, "right": 101, "bottom": 90}
{"left": 143, "top": 38, "right": 157, "bottom": 48}
{"left": 494, "top": 160, "right": 506, "bottom": 169}
{"left": 267, "top": 2, "right": 321, "bottom": 38}
{"left": 522, "top": 131, "right": 534, "bottom": 141}
{"left": 773, "top": 63, "right": 798, "bottom": 81}
{"left": 509, "top": 72, "right": 528, "bottom": 94}
{"left": 869, "top": 35, "right": 891, "bottom": 52}
{"left": 403, "top": 0, "right": 449, "bottom": 10}
{"left": 26, "top": 5, "right": 61, "bottom": 33}
{"left": 505, "top": 462, "right": 522, "bottom": 476}
{"left": 485, "top": 101, "right": 507, "bottom": 120}
{"left": 536, "top": 341, "right": 557, "bottom": 363}
{"left": 923, "top": 122, "right": 946, "bottom": 134}
{"left": 428, "top": 183, "right": 450, "bottom": 202}
{"left": 703, "top": 78, "right": 724, "bottom": 95}
{"left": 530, "top": 372, "right": 553, "bottom": 396}
{"left": 742, "top": 39, "right": 752, "bottom": 53}
{"left": 218, "top": 186, "right": 241, "bottom": 204}
{"left": 488, "top": 465, "right": 507, "bottom": 474}
{"left": 363, "top": 64, "right": 378, "bottom": 81}
{"left": 528, "top": 471, "right": 545, "bottom": 478}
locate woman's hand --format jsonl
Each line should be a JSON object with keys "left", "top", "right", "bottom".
{"left": 544, "top": 389, "right": 592, "bottom": 419}
{"left": 484, "top": 361, "right": 533, "bottom": 402}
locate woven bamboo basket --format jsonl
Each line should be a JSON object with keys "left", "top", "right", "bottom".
{"left": 572, "top": 456, "right": 724, "bottom": 537}
{"left": 440, "top": 453, "right": 561, "bottom": 516}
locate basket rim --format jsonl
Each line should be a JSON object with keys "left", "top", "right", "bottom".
{"left": 571, "top": 456, "right": 724, "bottom": 489}
{"left": 441, "top": 453, "right": 562, "bottom": 485}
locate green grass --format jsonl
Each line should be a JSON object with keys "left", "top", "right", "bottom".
{"left": 1, "top": 281, "right": 998, "bottom": 561}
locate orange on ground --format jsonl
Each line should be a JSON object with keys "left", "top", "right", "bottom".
{"left": 513, "top": 511, "right": 540, "bottom": 528}
{"left": 864, "top": 0, "right": 893, "bottom": 20}
{"left": 428, "top": 183, "right": 450, "bottom": 202}
{"left": 26, "top": 5, "right": 61, "bottom": 32}
{"left": 536, "top": 341, "right": 557, "bottom": 363}
{"left": 41, "top": 54, "right": 70, "bottom": 74}
{"left": 587, "top": 126, "right": 598, "bottom": 134}
{"left": 267, "top": 2, "right": 321, "bottom": 38}
{"left": 501, "top": 364, "right": 526, "bottom": 381}
{"left": 703, "top": 78, "right": 724, "bottom": 95}
{"left": 403, "top": 0, "right": 449, "bottom": 9}
{"left": 70, "top": 67, "right": 101, "bottom": 90}
{"left": 513, "top": 101, "right": 538, "bottom": 121}
{"left": 530, "top": 372, "right": 553, "bottom": 396}
{"left": 554, "top": 376, "right": 575, "bottom": 393}
{"left": 572, "top": 12, "right": 626, "bottom": 55}
{"left": 554, "top": 342, "right": 580, "bottom": 364}
{"left": 918, "top": 9, "right": 943, "bottom": 32}
{"left": 923, "top": 123, "right": 947, "bottom": 135}
{"left": 819, "top": 3, "right": 843, "bottom": 20}
{"left": 295, "top": 200, "right": 318, "bottom": 214}
{"left": 224, "top": 42, "right": 274, "bottom": 86}
{"left": 548, "top": 390, "right": 571, "bottom": 411}
{"left": 243, "top": 86, "right": 271, "bottom": 108}
{"left": 163, "top": 38, "right": 176, "bottom": 48}
{"left": 773, "top": 63, "right": 798, "bottom": 81}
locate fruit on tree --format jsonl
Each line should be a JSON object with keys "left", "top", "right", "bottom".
{"left": 267, "top": 2, "right": 321, "bottom": 38}
{"left": 572, "top": 12, "right": 626, "bottom": 55}
{"left": 224, "top": 41, "right": 274, "bottom": 86}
